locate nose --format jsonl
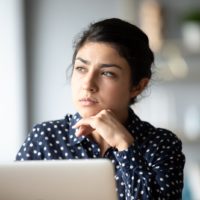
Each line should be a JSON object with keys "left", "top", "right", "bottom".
{"left": 81, "top": 72, "right": 98, "bottom": 93}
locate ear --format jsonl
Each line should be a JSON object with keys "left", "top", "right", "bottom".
{"left": 130, "top": 78, "right": 149, "bottom": 98}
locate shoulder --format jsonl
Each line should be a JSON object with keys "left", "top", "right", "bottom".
{"left": 139, "top": 120, "right": 182, "bottom": 148}
{"left": 128, "top": 108, "right": 183, "bottom": 151}
{"left": 143, "top": 120, "right": 182, "bottom": 147}
{"left": 138, "top": 121, "right": 184, "bottom": 165}
{"left": 131, "top": 118, "right": 185, "bottom": 166}
{"left": 16, "top": 113, "right": 81, "bottom": 160}
{"left": 28, "top": 113, "right": 75, "bottom": 138}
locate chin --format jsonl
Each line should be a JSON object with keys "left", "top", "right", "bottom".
{"left": 79, "top": 111, "right": 97, "bottom": 118}
{"left": 77, "top": 107, "right": 102, "bottom": 118}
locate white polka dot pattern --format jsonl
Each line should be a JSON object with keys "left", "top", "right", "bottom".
{"left": 16, "top": 109, "right": 185, "bottom": 200}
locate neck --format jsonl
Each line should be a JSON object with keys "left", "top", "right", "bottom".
{"left": 119, "top": 108, "right": 130, "bottom": 125}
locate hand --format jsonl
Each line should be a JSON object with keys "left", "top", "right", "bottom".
{"left": 73, "top": 109, "right": 134, "bottom": 151}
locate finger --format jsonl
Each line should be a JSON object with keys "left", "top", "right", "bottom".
{"left": 75, "top": 125, "right": 94, "bottom": 137}
{"left": 75, "top": 125, "right": 87, "bottom": 137}
{"left": 73, "top": 118, "right": 94, "bottom": 129}
{"left": 105, "top": 109, "right": 116, "bottom": 117}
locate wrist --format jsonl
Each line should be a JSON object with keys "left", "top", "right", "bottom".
{"left": 116, "top": 134, "right": 134, "bottom": 151}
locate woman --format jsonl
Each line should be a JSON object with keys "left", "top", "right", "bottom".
{"left": 16, "top": 18, "right": 185, "bottom": 199}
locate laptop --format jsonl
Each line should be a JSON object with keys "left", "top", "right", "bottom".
{"left": 0, "top": 159, "right": 118, "bottom": 200}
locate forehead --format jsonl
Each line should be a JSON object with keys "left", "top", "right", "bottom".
{"left": 77, "top": 42, "right": 118, "bottom": 55}
{"left": 75, "top": 42, "right": 129, "bottom": 65}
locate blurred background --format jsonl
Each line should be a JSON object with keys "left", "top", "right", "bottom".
{"left": 0, "top": 0, "right": 200, "bottom": 199}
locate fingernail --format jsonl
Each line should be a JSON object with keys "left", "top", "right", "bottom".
{"left": 75, "top": 130, "right": 80, "bottom": 137}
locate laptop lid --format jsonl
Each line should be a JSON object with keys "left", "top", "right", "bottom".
{"left": 0, "top": 159, "right": 118, "bottom": 200}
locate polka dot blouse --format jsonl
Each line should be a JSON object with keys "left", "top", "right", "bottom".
{"left": 16, "top": 108, "right": 185, "bottom": 200}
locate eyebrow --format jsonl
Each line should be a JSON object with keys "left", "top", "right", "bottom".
{"left": 75, "top": 57, "right": 122, "bottom": 70}
{"left": 75, "top": 57, "right": 90, "bottom": 65}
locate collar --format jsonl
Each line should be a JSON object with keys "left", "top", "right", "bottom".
{"left": 66, "top": 112, "right": 86, "bottom": 146}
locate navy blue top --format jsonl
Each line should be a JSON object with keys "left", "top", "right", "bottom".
{"left": 16, "top": 108, "right": 185, "bottom": 200}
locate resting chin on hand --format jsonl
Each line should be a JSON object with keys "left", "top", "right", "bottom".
{"left": 73, "top": 109, "right": 134, "bottom": 151}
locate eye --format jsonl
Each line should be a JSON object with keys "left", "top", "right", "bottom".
{"left": 74, "top": 66, "right": 87, "bottom": 73}
{"left": 102, "top": 71, "right": 115, "bottom": 78}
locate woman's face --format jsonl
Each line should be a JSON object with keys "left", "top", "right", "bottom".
{"left": 71, "top": 42, "right": 137, "bottom": 122}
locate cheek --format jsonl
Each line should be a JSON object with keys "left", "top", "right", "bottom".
{"left": 103, "top": 83, "right": 131, "bottom": 103}
{"left": 71, "top": 77, "right": 79, "bottom": 101}
{"left": 71, "top": 74, "right": 79, "bottom": 91}
{"left": 107, "top": 80, "right": 131, "bottom": 95}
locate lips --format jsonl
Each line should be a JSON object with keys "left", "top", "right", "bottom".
{"left": 79, "top": 97, "right": 98, "bottom": 106}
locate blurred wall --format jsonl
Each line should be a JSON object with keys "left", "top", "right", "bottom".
{"left": 0, "top": 0, "right": 27, "bottom": 161}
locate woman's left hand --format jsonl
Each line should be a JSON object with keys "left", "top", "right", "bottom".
{"left": 73, "top": 109, "right": 134, "bottom": 151}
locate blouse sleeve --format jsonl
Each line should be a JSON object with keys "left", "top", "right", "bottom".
{"left": 113, "top": 130, "right": 185, "bottom": 200}
{"left": 16, "top": 124, "right": 44, "bottom": 160}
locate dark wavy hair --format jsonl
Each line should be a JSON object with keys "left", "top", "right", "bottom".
{"left": 72, "top": 18, "right": 154, "bottom": 104}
